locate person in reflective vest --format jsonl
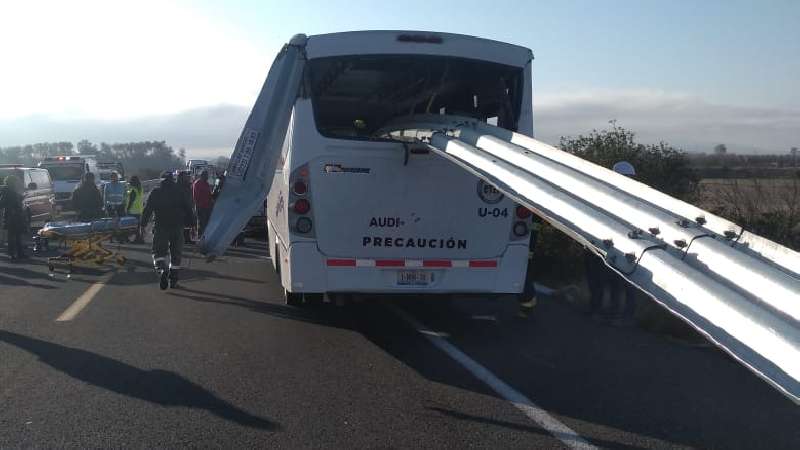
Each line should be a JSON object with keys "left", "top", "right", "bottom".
{"left": 517, "top": 214, "right": 542, "bottom": 319}
{"left": 103, "top": 172, "right": 126, "bottom": 217}
{"left": 126, "top": 175, "right": 144, "bottom": 243}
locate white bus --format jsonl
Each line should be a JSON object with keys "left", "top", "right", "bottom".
{"left": 265, "top": 31, "right": 536, "bottom": 305}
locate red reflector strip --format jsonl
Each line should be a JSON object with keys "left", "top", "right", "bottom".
{"left": 375, "top": 259, "right": 405, "bottom": 267}
{"left": 327, "top": 259, "right": 497, "bottom": 268}
{"left": 327, "top": 259, "right": 356, "bottom": 267}
{"left": 423, "top": 260, "right": 451, "bottom": 268}
{"left": 469, "top": 260, "right": 498, "bottom": 268}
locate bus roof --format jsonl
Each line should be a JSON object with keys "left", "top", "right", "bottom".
{"left": 305, "top": 30, "right": 533, "bottom": 68}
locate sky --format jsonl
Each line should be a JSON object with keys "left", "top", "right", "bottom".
{"left": 0, "top": 0, "right": 798, "bottom": 158}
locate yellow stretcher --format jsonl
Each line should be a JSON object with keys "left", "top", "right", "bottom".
{"left": 38, "top": 217, "right": 139, "bottom": 277}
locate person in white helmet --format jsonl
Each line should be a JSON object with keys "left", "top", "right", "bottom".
{"left": 583, "top": 161, "right": 639, "bottom": 325}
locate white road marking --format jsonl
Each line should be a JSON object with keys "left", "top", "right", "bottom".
{"left": 470, "top": 315, "right": 498, "bottom": 321}
{"left": 390, "top": 306, "right": 597, "bottom": 450}
{"left": 56, "top": 278, "right": 108, "bottom": 322}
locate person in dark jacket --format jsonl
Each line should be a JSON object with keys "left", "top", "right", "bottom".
{"left": 142, "top": 171, "right": 195, "bottom": 290}
{"left": 0, "top": 175, "right": 27, "bottom": 260}
{"left": 71, "top": 172, "right": 103, "bottom": 222}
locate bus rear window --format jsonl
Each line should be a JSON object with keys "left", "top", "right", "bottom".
{"left": 307, "top": 55, "right": 523, "bottom": 139}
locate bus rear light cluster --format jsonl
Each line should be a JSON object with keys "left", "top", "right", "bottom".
{"left": 289, "top": 164, "right": 314, "bottom": 235}
{"left": 510, "top": 203, "right": 533, "bottom": 240}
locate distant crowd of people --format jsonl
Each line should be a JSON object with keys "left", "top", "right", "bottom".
{"left": 1, "top": 168, "right": 222, "bottom": 265}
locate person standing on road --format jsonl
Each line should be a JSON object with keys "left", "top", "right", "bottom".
{"left": 607, "top": 161, "right": 639, "bottom": 326}
{"left": 72, "top": 172, "right": 103, "bottom": 222}
{"left": 176, "top": 171, "right": 194, "bottom": 244}
{"left": 103, "top": 172, "right": 126, "bottom": 218}
{"left": 583, "top": 161, "right": 640, "bottom": 325}
{"left": 141, "top": 171, "right": 195, "bottom": 290}
{"left": 0, "top": 175, "right": 27, "bottom": 260}
{"left": 126, "top": 175, "right": 145, "bottom": 243}
{"left": 192, "top": 170, "right": 213, "bottom": 237}
{"left": 517, "top": 214, "right": 542, "bottom": 319}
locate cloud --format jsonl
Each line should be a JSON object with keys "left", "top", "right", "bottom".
{"left": 533, "top": 89, "right": 800, "bottom": 153}
{"left": 1, "top": 90, "right": 797, "bottom": 159}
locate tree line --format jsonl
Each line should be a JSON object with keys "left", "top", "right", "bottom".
{"left": 0, "top": 140, "right": 186, "bottom": 180}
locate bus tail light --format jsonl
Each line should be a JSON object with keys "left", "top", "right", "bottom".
{"left": 296, "top": 217, "right": 312, "bottom": 233}
{"left": 288, "top": 164, "right": 315, "bottom": 237}
{"left": 293, "top": 180, "right": 307, "bottom": 195}
{"left": 293, "top": 198, "right": 310, "bottom": 214}
{"left": 513, "top": 221, "right": 529, "bottom": 237}
{"left": 516, "top": 205, "right": 532, "bottom": 219}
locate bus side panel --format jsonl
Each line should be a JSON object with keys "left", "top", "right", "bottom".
{"left": 266, "top": 108, "right": 297, "bottom": 290}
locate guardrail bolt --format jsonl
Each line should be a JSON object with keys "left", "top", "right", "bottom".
{"left": 602, "top": 239, "right": 614, "bottom": 248}
{"left": 677, "top": 219, "right": 691, "bottom": 228}
{"left": 695, "top": 216, "right": 707, "bottom": 226}
{"left": 723, "top": 230, "right": 737, "bottom": 240}
{"left": 625, "top": 252, "right": 637, "bottom": 263}
{"left": 648, "top": 227, "right": 661, "bottom": 235}
{"left": 674, "top": 239, "right": 688, "bottom": 248}
{"left": 627, "top": 229, "right": 643, "bottom": 239}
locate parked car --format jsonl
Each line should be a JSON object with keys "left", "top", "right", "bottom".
{"left": 0, "top": 165, "right": 56, "bottom": 228}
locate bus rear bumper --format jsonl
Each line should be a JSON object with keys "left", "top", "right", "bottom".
{"left": 284, "top": 242, "right": 528, "bottom": 294}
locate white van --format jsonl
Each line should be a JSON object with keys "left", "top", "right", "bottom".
{"left": 265, "top": 31, "right": 536, "bottom": 305}
{"left": 39, "top": 155, "right": 99, "bottom": 212}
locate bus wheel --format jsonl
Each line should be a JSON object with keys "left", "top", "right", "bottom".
{"left": 304, "top": 293, "right": 323, "bottom": 307}
{"left": 284, "top": 288, "right": 303, "bottom": 306}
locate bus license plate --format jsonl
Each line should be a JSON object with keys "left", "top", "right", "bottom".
{"left": 397, "top": 270, "right": 433, "bottom": 286}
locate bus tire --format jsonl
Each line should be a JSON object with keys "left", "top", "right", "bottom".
{"left": 304, "top": 293, "right": 323, "bottom": 306}
{"left": 284, "top": 288, "right": 302, "bottom": 306}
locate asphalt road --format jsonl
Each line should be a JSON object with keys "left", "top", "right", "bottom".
{"left": 1, "top": 237, "right": 798, "bottom": 449}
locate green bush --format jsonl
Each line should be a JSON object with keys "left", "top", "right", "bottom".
{"left": 532, "top": 122, "right": 699, "bottom": 283}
